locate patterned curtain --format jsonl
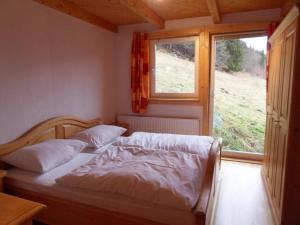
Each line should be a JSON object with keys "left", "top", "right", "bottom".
{"left": 266, "top": 23, "right": 278, "bottom": 93}
{"left": 131, "top": 32, "right": 150, "bottom": 113}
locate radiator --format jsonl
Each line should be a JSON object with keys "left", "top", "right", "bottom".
{"left": 117, "top": 115, "right": 201, "bottom": 135}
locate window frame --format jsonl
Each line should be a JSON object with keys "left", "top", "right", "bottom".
{"left": 149, "top": 36, "right": 200, "bottom": 102}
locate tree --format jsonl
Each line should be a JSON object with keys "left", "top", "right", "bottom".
{"left": 215, "top": 41, "right": 229, "bottom": 71}
{"left": 259, "top": 50, "right": 266, "bottom": 68}
{"left": 225, "top": 40, "right": 247, "bottom": 72}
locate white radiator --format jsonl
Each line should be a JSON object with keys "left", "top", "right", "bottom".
{"left": 117, "top": 115, "right": 201, "bottom": 135}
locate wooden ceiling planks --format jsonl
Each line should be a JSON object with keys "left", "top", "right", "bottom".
{"left": 144, "top": 0, "right": 211, "bottom": 20}
{"left": 67, "top": 0, "right": 145, "bottom": 25}
{"left": 33, "top": 0, "right": 118, "bottom": 32}
{"left": 206, "top": 0, "right": 221, "bottom": 23}
{"left": 218, "top": 0, "right": 285, "bottom": 14}
{"left": 33, "top": 0, "right": 287, "bottom": 32}
{"left": 120, "top": 0, "right": 165, "bottom": 28}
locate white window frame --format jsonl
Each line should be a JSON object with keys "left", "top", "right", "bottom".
{"left": 149, "top": 36, "right": 200, "bottom": 101}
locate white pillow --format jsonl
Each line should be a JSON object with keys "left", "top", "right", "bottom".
{"left": 72, "top": 125, "right": 127, "bottom": 148}
{"left": 1, "top": 139, "right": 87, "bottom": 173}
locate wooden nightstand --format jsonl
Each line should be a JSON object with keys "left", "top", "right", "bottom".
{"left": 0, "top": 170, "right": 46, "bottom": 225}
{"left": 0, "top": 192, "right": 46, "bottom": 225}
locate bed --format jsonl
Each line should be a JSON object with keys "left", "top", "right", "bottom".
{"left": 0, "top": 116, "right": 222, "bottom": 225}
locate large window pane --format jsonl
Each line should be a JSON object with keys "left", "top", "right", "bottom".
{"left": 154, "top": 39, "right": 196, "bottom": 94}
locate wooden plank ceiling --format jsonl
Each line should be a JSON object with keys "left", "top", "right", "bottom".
{"left": 34, "top": 0, "right": 288, "bottom": 32}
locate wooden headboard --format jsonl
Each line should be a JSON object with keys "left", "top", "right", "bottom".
{"left": 0, "top": 116, "right": 101, "bottom": 157}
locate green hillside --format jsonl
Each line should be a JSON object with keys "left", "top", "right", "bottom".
{"left": 156, "top": 50, "right": 266, "bottom": 153}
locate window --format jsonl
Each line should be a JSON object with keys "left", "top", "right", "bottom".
{"left": 150, "top": 36, "right": 199, "bottom": 101}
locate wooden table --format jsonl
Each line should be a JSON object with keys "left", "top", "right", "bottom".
{"left": 0, "top": 192, "right": 46, "bottom": 225}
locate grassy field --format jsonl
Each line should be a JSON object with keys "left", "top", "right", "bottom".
{"left": 214, "top": 71, "right": 266, "bottom": 153}
{"left": 156, "top": 50, "right": 266, "bottom": 153}
{"left": 155, "top": 50, "right": 195, "bottom": 93}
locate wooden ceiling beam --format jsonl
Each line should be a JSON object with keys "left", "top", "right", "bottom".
{"left": 32, "top": 0, "right": 118, "bottom": 33}
{"left": 120, "top": 0, "right": 165, "bottom": 29}
{"left": 206, "top": 0, "right": 221, "bottom": 23}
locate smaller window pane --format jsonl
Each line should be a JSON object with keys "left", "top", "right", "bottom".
{"left": 154, "top": 38, "right": 197, "bottom": 94}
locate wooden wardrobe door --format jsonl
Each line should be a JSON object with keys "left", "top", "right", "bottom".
{"left": 264, "top": 36, "right": 284, "bottom": 185}
{"left": 263, "top": 114, "right": 272, "bottom": 177}
{"left": 275, "top": 21, "right": 297, "bottom": 221}
{"left": 279, "top": 23, "right": 296, "bottom": 122}
{"left": 269, "top": 38, "right": 283, "bottom": 119}
{"left": 274, "top": 121, "right": 288, "bottom": 215}
{"left": 262, "top": 6, "right": 299, "bottom": 225}
{"left": 268, "top": 120, "right": 280, "bottom": 188}
{"left": 266, "top": 47, "right": 275, "bottom": 115}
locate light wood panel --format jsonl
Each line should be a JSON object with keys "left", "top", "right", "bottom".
{"left": 199, "top": 31, "right": 210, "bottom": 135}
{"left": 149, "top": 22, "right": 269, "bottom": 40}
{"left": 206, "top": 0, "right": 221, "bottom": 23}
{"left": 32, "top": 0, "right": 118, "bottom": 32}
{"left": 120, "top": 0, "right": 165, "bottom": 29}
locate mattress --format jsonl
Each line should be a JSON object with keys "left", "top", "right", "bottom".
{"left": 6, "top": 153, "right": 197, "bottom": 225}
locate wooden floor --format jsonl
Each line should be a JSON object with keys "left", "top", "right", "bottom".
{"left": 213, "top": 160, "right": 274, "bottom": 225}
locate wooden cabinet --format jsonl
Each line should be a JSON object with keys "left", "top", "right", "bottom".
{"left": 262, "top": 5, "right": 300, "bottom": 225}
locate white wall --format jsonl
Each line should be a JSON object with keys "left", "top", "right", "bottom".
{"left": 115, "top": 8, "right": 281, "bottom": 133}
{"left": 0, "top": 0, "right": 117, "bottom": 143}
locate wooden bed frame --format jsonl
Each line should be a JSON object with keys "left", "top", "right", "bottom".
{"left": 0, "top": 116, "right": 222, "bottom": 225}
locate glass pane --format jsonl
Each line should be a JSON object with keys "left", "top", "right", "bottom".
{"left": 213, "top": 36, "right": 267, "bottom": 153}
{"left": 154, "top": 39, "right": 196, "bottom": 94}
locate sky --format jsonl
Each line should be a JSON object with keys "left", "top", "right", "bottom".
{"left": 240, "top": 36, "right": 268, "bottom": 53}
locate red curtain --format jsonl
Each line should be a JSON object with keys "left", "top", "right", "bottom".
{"left": 131, "top": 32, "right": 150, "bottom": 113}
{"left": 266, "top": 23, "right": 278, "bottom": 92}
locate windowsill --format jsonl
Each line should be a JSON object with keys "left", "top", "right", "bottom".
{"left": 221, "top": 150, "right": 264, "bottom": 163}
{"left": 149, "top": 98, "right": 201, "bottom": 105}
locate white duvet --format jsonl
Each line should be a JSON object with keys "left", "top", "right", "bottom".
{"left": 116, "top": 132, "right": 214, "bottom": 156}
{"left": 56, "top": 144, "right": 209, "bottom": 210}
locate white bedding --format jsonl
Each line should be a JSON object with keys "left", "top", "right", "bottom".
{"left": 56, "top": 145, "right": 207, "bottom": 210}
{"left": 6, "top": 153, "right": 197, "bottom": 225}
{"left": 6, "top": 133, "right": 215, "bottom": 225}
{"left": 115, "top": 132, "right": 214, "bottom": 156}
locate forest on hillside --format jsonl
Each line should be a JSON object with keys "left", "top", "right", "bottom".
{"left": 215, "top": 39, "right": 266, "bottom": 77}
{"left": 157, "top": 39, "right": 266, "bottom": 77}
